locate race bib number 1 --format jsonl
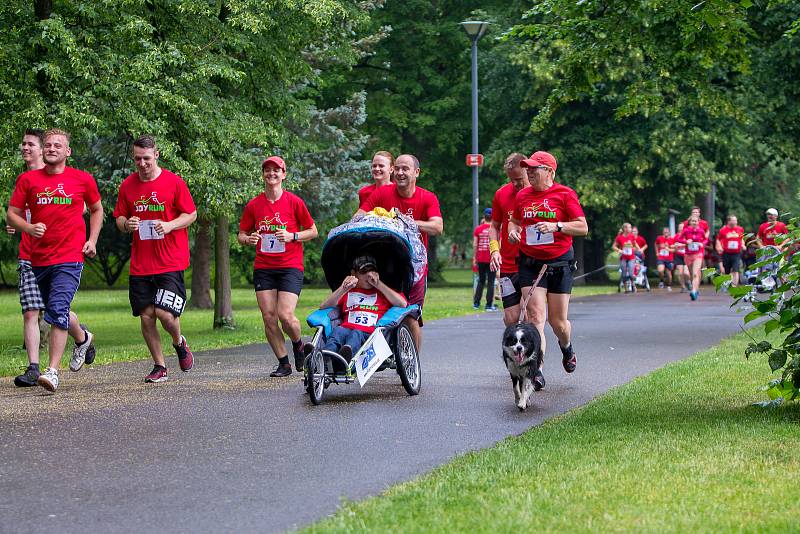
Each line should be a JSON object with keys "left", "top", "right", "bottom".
{"left": 138, "top": 220, "right": 164, "bottom": 241}
{"left": 525, "top": 225, "right": 555, "bottom": 246}
{"left": 260, "top": 233, "right": 286, "bottom": 253}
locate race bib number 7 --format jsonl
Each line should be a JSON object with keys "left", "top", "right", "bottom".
{"left": 260, "top": 233, "right": 286, "bottom": 253}
{"left": 525, "top": 225, "right": 555, "bottom": 246}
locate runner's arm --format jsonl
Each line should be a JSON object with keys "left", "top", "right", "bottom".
{"left": 472, "top": 234, "right": 478, "bottom": 266}
{"left": 416, "top": 216, "right": 443, "bottom": 236}
{"left": 163, "top": 210, "right": 197, "bottom": 233}
{"left": 6, "top": 206, "right": 43, "bottom": 237}
{"left": 507, "top": 218, "right": 522, "bottom": 244}
{"left": 489, "top": 220, "right": 502, "bottom": 271}
{"left": 237, "top": 230, "right": 260, "bottom": 246}
{"left": 86, "top": 200, "right": 103, "bottom": 245}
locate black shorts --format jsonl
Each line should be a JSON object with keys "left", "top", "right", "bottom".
{"left": 674, "top": 255, "right": 685, "bottom": 266}
{"left": 722, "top": 252, "right": 742, "bottom": 273}
{"left": 657, "top": 259, "right": 675, "bottom": 270}
{"left": 129, "top": 271, "right": 187, "bottom": 317}
{"left": 517, "top": 249, "right": 575, "bottom": 295}
{"left": 253, "top": 268, "right": 304, "bottom": 295}
{"left": 498, "top": 272, "right": 521, "bottom": 308}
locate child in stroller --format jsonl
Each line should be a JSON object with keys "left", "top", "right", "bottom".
{"left": 315, "top": 255, "right": 407, "bottom": 366}
{"left": 618, "top": 257, "right": 651, "bottom": 292}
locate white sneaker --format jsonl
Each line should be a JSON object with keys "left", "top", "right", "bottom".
{"left": 667, "top": 286, "right": 672, "bottom": 292}
{"left": 37, "top": 367, "right": 59, "bottom": 392}
{"left": 70, "top": 329, "right": 94, "bottom": 372}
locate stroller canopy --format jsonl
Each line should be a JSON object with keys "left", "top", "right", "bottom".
{"left": 321, "top": 209, "right": 427, "bottom": 297}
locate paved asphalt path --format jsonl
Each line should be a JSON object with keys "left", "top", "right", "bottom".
{"left": 0, "top": 290, "right": 744, "bottom": 533}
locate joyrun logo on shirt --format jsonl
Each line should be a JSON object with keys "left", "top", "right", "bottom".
{"left": 522, "top": 199, "right": 556, "bottom": 219}
{"left": 258, "top": 213, "right": 287, "bottom": 232}
{"left": 134, "top": 192, "right": 166, "bottom": 213}
{"left": 36, "top": 184, "right": 73, "bottom": 205}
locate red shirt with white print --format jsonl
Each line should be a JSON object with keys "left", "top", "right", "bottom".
{"left": 678, "top": 226, "right": 708, "bottom": 255}
{"left": 717, "top": 225, "right": 745, "bottom": 254}
{"left": 615, "top": 234, "right": 638, "bottom": 261}
{"left": 9, "top": 167, "right": 101, "bottom": 267}
{"left": 113, "top": 169, "right": 196, "bottom": 276}
{"left": 473, "top": 223, "right": 491, "bottom": 263}
{"left": 360, "top": 184, "right": 442, "bottom": 250}
{"left": 757, "top": 221, "right": 788, "bottom": 246}
{"left": 338, "top": 287, "right": 392, "bottom": 334}
{"left": 491, "top": 182, "right": 521, "bottom": 274}
{"left": 655, "top": 236, "right": 674, "bottom": 262}
{"left": 240, "top": 190, "right": 314, "bottom": 271}
{"left": 512, "top": 183, "right": 585, "bottom": 260}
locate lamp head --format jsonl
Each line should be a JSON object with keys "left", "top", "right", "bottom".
{"left": 460, "top": 21, "right": 489, "bottom": 41}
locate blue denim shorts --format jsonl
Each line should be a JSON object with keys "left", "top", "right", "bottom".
{"left": 33, "top": 262, "right": 83, "bottom": 330}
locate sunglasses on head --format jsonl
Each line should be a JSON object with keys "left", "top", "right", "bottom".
{"left": 357, "top": 266, "right": 375, "bottom": 274}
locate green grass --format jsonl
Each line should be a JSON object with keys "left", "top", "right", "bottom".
{"left": 303, "top": 329, "right": 800, "bottom": 533}
{"left": 0, "top": 268, "right": 615, "bottom": 376}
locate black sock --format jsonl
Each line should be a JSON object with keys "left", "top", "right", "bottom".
{"left": 30, "top": 362, "right": 40, "bottom": 370}
{"left": 76, "top": 330, "right": 88, "bottom": 346}
{"left": 291, "top": 339, "right": 303, "bottom": 350}
{"left": 278, "top": 356, "right": 289, "bottom": 365}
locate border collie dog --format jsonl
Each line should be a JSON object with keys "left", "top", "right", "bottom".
{"left": 501, "top": 322, "right": 543, "bottom": 411}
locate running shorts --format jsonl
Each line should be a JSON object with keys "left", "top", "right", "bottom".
{"left": 129, "top": 271, "right": 187, "bottom": 317}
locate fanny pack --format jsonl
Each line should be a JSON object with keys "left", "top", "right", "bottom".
{"left": 518, "top": 254, "right": 578, "bottom": 273}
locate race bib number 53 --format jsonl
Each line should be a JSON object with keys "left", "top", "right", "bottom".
{"left": 525, "top": 225, "right": 555, "bottom": 246}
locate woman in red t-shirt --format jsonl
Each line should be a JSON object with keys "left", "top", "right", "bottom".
{"left": 358, "top": 151, "right": 394, "bottom": 205}
{"left": 677, "top": 216, "right": 707, "bottom": 300}
{"left": 238, "top": 156, "right": 318, "bottom": 377}
{"left": 612, "top": 222, "right": 639, "bottom": 293}
{"left": 508, "top": 151, "right": 588, "bottom": 391}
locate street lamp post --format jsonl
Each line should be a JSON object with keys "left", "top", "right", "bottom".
{"left": 460, "top": 20, "right": 489, "bottom": 230}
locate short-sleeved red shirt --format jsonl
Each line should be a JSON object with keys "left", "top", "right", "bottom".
{"left": 473, "top": 223, "right": 491, "bottom": 263}
{"left": 655, "top": 236, "right": 674, "bottom": 261}
{"left": 239, "top": 191, "right": 314, "bottom": 271}
{"left": 635, "top": 236, "right": 646, "bottom": 250}
{"left": 717, "top": 225, "right": 745, "bottom": 254}
{"left": 615, "top": 234, "right": 638, "bottom": 261}
{"left": 678, "top": 227, "right": 708, "bottom": 255}
{"left": 337, "top": 287, "right": 392, "bottom": 334}
{"left": 360, "top": 184, "right": 442, "bottom": 250}
{"left": 357, "top": 183, "right": 393, "bottom": 206}
{"left": 9, "top": 167, "right": 101, "bottom": 267}
{"left": 491, "top": 182, "right": 522, "bottom": 274}
{"left": 757, "top": 221, "right": 788, "bottom": 246}
{"left": 113, "top": 170, "right": 196, "bottom": 276}
{"left": 512, "top": 183, "right": 585, "bottom": 260}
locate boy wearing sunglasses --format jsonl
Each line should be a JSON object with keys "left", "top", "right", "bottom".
{"left": 317, "top": 255, "right": 407, "bottom": 361}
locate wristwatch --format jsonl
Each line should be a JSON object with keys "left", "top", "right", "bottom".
{"left": 556, "top": 222, "right": 564, "bottom": 232}
{"left": 293, "top": 232, "right": 299, "bottom": 242}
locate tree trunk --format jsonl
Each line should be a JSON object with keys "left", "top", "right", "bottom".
{"left": 213, "top": 215, "right": 235, "bottom": 329}
{"left": 573, "top": 237, "right": 585, "bottom": 286}
{"left": 582, "top": 237, "right": 610, "bottom": 282}
{"left": 642, "top": 221, "right": 659, "bottom": 269}
{"left": 189, "top": 217, "right": 213, "bottom": 309}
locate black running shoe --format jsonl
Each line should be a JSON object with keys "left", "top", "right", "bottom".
{"left": 560, "top": 344, "right": 577, "bottom": 373}
{"left": 339, "top": 344, "right": 353, "bottom": 362}
{"left": 269, "top": 363, "right": 292, "bottom": 377}
{"left": 14, "top": 365, "right": 40, "bottom": 387}
{"left": 533, "top": 369, "right": 546, "bottom": 391}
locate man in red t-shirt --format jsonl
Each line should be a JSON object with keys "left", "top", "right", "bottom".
{"left": 238, "top": 156, "right": 318, "bottom": 377}
{"left": 7, "top": 129, "right": 95, "bottom": 388}
{"left": 357, "top": 154, "right": 443, "bottom": 350}
{"left": 472, "top": 208, "right": 496, "bottom": 311}
{"left": 715, "top": 214, "right": 745, "bottom": 287}
{"left": 489, "top": 152, "right": 530, "bottom": 326}
{"left": 757, "top": 208, "right": 788, "bottom": 250}
{"left": 632, "top": 226, "right": 648, "bottom": 260}
{"left": 7, "top": 129, "right": 103, "bottom": 393}
{"left": 113, "top": 135, "right": 198, "bottom": 383}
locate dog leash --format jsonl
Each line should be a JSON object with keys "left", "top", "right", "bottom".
{"left": 517, "top": 263, "right": 548, "bottom": 325}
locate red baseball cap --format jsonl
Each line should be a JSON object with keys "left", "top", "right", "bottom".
{"left": 520, "top": 151, "right": 557, "bottom": 171}
{"left": 262, "top": 155, "right": 286, "bottom": 171}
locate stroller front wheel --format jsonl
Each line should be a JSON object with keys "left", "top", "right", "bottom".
{"left": 306, "top": 349, "right": 326, "bottom": 405}
{"left": 396, "top": 324, "right": 421, "bottom": 396}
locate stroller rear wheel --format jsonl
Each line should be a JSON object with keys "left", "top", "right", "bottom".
{"left": 396, "top": 324, "right": 421, "bottom": 396}
{"left": 306, "top": 349, "right": 325, "bottom": 405}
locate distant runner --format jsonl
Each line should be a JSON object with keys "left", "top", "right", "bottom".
{"left": 472, "top": 208, "right": 496, "bottom": 311}
{"left": 715, "top": 215, "right": 744, "bottom": 287}
{"left": 654, "top": 227, "right": 674, "bottom": 290}
{"left": 757, "top": 208, "right": 788, "bottom": 250}
{"left": 677, "top": 216, "right": 707, "bottom": 301}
